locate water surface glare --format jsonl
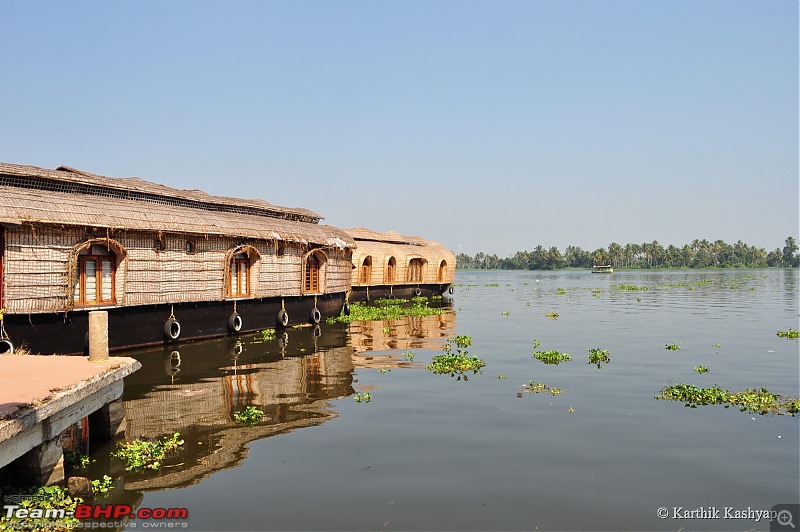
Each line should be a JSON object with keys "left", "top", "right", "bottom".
{"left": 116, "top": 269, "right": 798, "bottom": 531}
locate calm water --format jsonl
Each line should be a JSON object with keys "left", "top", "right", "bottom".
{"left": 100, "top": 269, "right": 798, "bottom": 531}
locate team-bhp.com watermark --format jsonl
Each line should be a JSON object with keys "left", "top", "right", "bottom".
{"left": 3, "top": 496, "right": 188, "bottom": 529}
{"left": 657, "top": 504, "right": 799, "bottom": 531}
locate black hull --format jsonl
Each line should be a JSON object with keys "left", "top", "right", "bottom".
{"left": 348, "top": 284, "right": 452, "bottom": 302}
{"left": 2, "top": 294, "right": 346, "bottom": 355}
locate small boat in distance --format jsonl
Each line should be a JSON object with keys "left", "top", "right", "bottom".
{"left": 592, "top": 265, "right": 614, "bottom": 273}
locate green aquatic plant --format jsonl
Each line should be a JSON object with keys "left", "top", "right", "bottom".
{"left": 555, "top": 288, "right": 567, "bottom": 295}
{"left": 498, "top": 374, "right": 507, "bottom": 379}
{"left": 354, "top": 392, "right": 371, "bottom": 403}
{"left": 612, "top": 283, "right": 649, "bottom": 291}
{"left": 777, "top": 329, "right": 799, "bottom": 339}
{"left": 501, "top": 311, "right": 510, "bottom": 316}
{"left": 91, "top": 475, "right": 114, "bottom": 495}
{"left": 112, "top": 432, "right": 184, "bottom": 472}
{"left": 533, "top": 350, "right": 572, "bottom": 365}
{"left": 334, "top": 300, "right": 446, "bottom": 323}
{"left": 532, "top": 339, "right": 570, "bottom": 364}
{"left": 694, "top": 365, "right": 709, "bottom": 374}
{"left": 665, "top": 343, "right": 681, "bottom": 351}
{"left": 63, "top": 449, "right": 94, "bottom": 469}
{"left": 524, "top": 381, "right": 563, "bottom": 396}
{"left": 453, "top": 335, "right": 472, "bottom": 348}
{"left": 427, "top": 352, "right": 486, "bottom": 377}
{"left": 0, "top": 485, "right": 82, "bottom": 531}
{"left": 587, "top": 348, "right": 610, "bottom": 368}
{"left": 261, "top": 328, "right": 276, "bottom": 341}
{"left": 374, "top": 298, "right": 409, "bottom": 305}
{"left": 545, "top": 312, "right": 559, "bottom": 319}
{"left": 427, "top": 337, "right": 486, "bottom": 380}
{"left": 403, "top": 350, "right": 415, "bottom": 360}
{"left": 656, "top": 384, "right": 799, "bottom": 416}
{"left": 233, "top": 406, "right": 264, "bottom": 426}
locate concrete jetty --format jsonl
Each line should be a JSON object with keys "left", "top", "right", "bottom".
{"left": 0, "top": 355, "right": 141, "bottom": 486}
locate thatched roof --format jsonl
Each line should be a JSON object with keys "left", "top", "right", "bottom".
{"left": 345, "top": 227, "right": 425, "bottom": 245}
{"left": 0, "top": 162, "right": 354, "bottom": 248}
{"left": 345, "top": 228, "right": 453, "bottom": 259}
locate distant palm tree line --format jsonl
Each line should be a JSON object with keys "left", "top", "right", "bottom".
{"left": 456, "top": 237, "right": 800, "bottom": 270}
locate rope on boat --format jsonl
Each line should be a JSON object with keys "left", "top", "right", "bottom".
{"left": 0, "top": 308, "right": 9, "bottom": 340}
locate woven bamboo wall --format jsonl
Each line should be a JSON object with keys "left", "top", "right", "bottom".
{"left": 2, "top": 223, "right": 354, "bottom": 314}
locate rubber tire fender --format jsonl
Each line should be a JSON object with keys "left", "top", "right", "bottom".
{"left": 229, "top": 312, "right": 243, "bottom": 332}
{"left": 448, "top": 286, "right": 455, "bottom": 294}
{"left": 164, "top": 318, "right": 181, "bottom": 340}
{"left": 414, "top": 287, "right": 422, "bottom": 297}
{"left": 0, "top": 339, "right": 13, "bottom": 355}
{"left": 343, "top": 303, "right": 351, "bottom": 316}
{"left": 278, "top": 309, "right": 289, "bottom": 328}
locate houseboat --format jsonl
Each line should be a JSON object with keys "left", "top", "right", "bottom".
{"left": 0, "top": 162, "right": 355, "bottom": 355}
{"left": 591, "top": 265, "right": 614, "bottom": 273}
{"left": 346, "top": 227, "right": 455, "bottom": 301}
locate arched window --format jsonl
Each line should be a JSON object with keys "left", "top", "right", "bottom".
{"left": 230, "top": 252, "right": 250, "bottom": 297}
{"left": 305, "top": 254, "right": 320, "bottom": 293}
{"left": 74, "top": 245, "right": 116, "bottom": 306}
{"left": 386, "top": 256, "right": 396, "bottom": 284}
{"left": 438, "top": 260, "right": 447, "bottom": 283}
{"left": 360, "top": 256, "right": 372, "bottom": 285}
{"left": 407, "top": 258, "right": 424, "bottom": 283}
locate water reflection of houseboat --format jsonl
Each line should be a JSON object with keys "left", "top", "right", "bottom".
{"left": 122, "top": 330, "right": 353, "bottom": 490}
{"left": 346, "top": 228, "right": 455, "bottom": 301}
{"left": 348, "top": 311, "right": 457, "bottom": 369}
{"left": 0, "top": 162, "right": 355, "bottom": 354}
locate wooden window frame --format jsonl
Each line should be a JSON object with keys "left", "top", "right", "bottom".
{"left": 407, "top": 258, "right": 424, "bottom": 283}
{"left": 360, "top": 257, "right": 372, "bottom": 285}
{"left": 305, "top": 254, "right": 320, "bottom": 293}
{"left": 74, "top": 255, "right": 116, "bottom": 306}
{"left": 229, "top": 256, "right": 250, "bottom": 297}
{"left": 386, "top": 257, "right": 396, "bottom": 284}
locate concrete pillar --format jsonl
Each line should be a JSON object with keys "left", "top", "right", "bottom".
{"left": 88, "top": 310, "right": 109, "bottom": 361}
{"left": 5, "top": 435, "right": 65, "bottom": 486}
{"left": 88, "top": 398, "right": 126, "bottom": 441}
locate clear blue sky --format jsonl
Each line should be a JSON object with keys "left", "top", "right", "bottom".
{"left": 1, "top": 1, "right": 797, "bottom": 257}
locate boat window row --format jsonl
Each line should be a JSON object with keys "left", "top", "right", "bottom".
{"left": 356, "top": 256, "right": 448, "bottom": 284}
{"left": 71, "top": 243, "right": 324, "bottom": 307}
